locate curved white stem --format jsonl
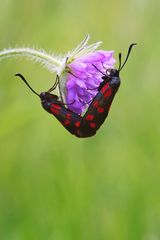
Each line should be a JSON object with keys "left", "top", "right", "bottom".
{"left": 0, "top": 48, "right": 64, "bottom": 73}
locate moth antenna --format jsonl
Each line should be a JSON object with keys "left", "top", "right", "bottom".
{"left": 15, "top": 73, "right": 40, "bottom": 97}
{"left": 118, "top": 53, "right": 122, "bottom": 71}
{"left": 119, "top": 43, "right": 137, "bottom": 71}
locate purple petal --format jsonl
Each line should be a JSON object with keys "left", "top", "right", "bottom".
{"left": 69, "top": 62, "right": 87, "bottom": 71}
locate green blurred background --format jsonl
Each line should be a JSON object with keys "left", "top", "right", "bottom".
{"left": 0, "top": 0, "right": 160, "bottom": 239}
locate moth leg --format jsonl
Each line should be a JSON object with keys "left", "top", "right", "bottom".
{"left": 47, "top": 75, "right": 59, "bottom": 93}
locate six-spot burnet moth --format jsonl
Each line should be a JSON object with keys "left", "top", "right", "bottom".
{"left": 15, "top": 43, "right": 136, "bottom": 138}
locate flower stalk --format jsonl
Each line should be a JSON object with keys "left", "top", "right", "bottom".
{"left": 0, "top": 47, "right": 64, "bottom": 74}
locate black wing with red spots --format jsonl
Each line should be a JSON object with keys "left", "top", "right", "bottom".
{"left": 77, "top": 76, "right": 120, "bottom": 137}
{"left": 40, "top": 92, "right": 83, "bottom": 136}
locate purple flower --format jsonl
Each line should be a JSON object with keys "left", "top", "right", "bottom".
{"left": 65, "top": 50, "right": 116, "bottom": 115}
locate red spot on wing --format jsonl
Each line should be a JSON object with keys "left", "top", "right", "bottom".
{"left": 101, "top": 83, "right": 109, "bottom": 94}
{"left": 97, "top": 107, "right": 104, "bottom": 113}
{"left": 52, "top": 104, "right": 61, "bottom": 110}
{"left": 64, "top": 119, "right": 70, "bottom": 125}
{"left": 93, "top": 101, "right": 99, "bottom": 108}
{"left": 51, "top": 103, "right": 61, "bottom": 115}
{"left": 89, "top": 122, "right": 96, "bottom": 128}
{"left": 66, "top": 113, "right": 71, "bottom": 119}
{"left": 75, "top": 121, "right": 81, "bottom": 127}
{"left": 104, "top": 88, "right": 112, "bottom": 98}
{"left": 51, "top": 107, "right": 59, "bottom": 115}
{"left": 86, "top": 114, "right": 94, "bottom": 121}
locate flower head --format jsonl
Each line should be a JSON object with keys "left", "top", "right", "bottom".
{"left": 65, "top": 49, "right": 116, "bottom": 115}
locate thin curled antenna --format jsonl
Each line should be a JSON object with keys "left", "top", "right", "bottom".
{"left": 118, "top": 53, "right": 122, "bottom": 71}
{"left": 118, "top": 43, "right": 137, "bottom": 71}
{"left": 15, "top": 73, "right": 40, "bottom": 97}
